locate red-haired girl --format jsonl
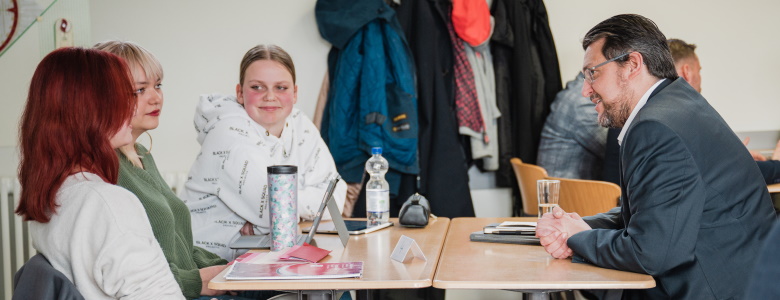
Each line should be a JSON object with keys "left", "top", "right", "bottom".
{"left": 16, "top": 47, "right": 183, "bottom": 299}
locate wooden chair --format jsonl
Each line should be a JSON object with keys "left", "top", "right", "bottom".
{"left": 509, "top": 158, "right": 549, "bottom": 216}
{"left": 551, "top": 177, "right": 621, "bottom": 217}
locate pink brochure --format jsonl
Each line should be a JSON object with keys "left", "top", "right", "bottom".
{"left": 228, "top": 252, "right": 264, "bottom": 265}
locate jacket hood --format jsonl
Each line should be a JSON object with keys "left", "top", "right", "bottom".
{"left": 193, "top": 93, "right": 247, "bottom": 144}
{"left": 315, "top": 0, "right": 396, "bottom": 49}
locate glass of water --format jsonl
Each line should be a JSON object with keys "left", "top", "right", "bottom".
{"left": 537, "top": 179, "right": 560, "bottom": 218}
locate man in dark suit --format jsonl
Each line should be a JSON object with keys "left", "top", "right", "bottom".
{"left": 536, "top": 14, "right": 776, "bottom": 299}
{"left": 602, "top": 38, "right": 703, "bottom": 186}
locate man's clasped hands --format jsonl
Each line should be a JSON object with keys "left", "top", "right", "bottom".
{"left": 535, "top": 206, "right": 593, "bottom": 259}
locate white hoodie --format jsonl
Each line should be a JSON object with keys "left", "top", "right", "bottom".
{"left": 182, "top": 94, "right": 346, "bottom": 259}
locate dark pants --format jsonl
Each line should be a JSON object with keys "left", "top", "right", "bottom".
{"left": 357, "top": 288, "right": 444, "bottom": 300}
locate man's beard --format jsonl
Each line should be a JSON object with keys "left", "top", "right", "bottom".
{"left": 596, "top": 81, "right": 634, "bottom": 128}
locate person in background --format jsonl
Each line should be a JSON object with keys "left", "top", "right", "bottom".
{"left": 537, "top": 73, "right": 606, "bottom": 179}
{"left": 15, "top": 47, "right": 183, "bottom": 299}
{"left": 744, "top": 139, "right": 780, "bottom": 185}
{"left": 183, "top": 45, "right": 347, "bottom": 260}
{"left": 93, "top": 41, "right": 232, "bottom": 299}
{"left": 667, "top": 38, "right": 701, "bottom": 92}
{"left": 536, "top": 14, "right": 775, "bottom": 299}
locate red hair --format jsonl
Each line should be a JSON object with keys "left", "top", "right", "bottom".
{"left": 16, "top": 47, "right": 136, "bottom": 223}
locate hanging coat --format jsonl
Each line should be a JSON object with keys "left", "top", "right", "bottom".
{"left": 395, "top": 0, "right": 475, "bottom": 218}
{"left": 491, "top": 0, "right": 562, "bottom": 193}
{"left": 316, "top": 0, "right": 419, "bottom": 197}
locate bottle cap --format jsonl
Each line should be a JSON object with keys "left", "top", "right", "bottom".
{"left": 371, "top": 147, "right": 382, "bottom": 155}
{"left": 267, "top": 165, "right": 298, "bottom": 174}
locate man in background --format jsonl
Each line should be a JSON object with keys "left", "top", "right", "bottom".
{"left": 536, "top": 14, "right": 775, "bottom": 299}
{"left": 667, "top": 38, "right": 702, "bottom": 92}
{"left": 537, "top": 74, "right": 606, "bottom": 179}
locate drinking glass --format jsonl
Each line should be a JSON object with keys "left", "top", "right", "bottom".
{"left": 537, "top": 179, "right": 560, "bottom": 218}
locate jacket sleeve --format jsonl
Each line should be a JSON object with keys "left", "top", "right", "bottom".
{"left": 193, "top": 246, "right": 229, "bottom": 267}
{"left": 216, "top": 142, "right": 274, "bottom": 228}
{"left": 755, "top": 160, "right": 780, "bottom": 184}
{"left": 746, "top": 221, "right": 780, "bottom": 299}
{"left": 582, "top": 206, "right": 623, "bottom": 229}
{"left": 567, "top": 120, "right": 705, "bottom": 275}
{"left": 167, "top": 263, "right": 202, "bottom": 299}
{"left": 93, "top": 193, "right": 184, "bottom": 299}
{"left": 168, "top": 248, "right": 227, "bottom": 299}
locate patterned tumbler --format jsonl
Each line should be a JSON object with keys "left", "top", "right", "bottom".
{"left": 268, "top": 165, "right": 298, "bottom": 251}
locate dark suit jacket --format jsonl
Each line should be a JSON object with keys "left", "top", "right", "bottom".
{"left": 746, "top": 220, "right": 780, "bottom": 298}
{"left": 756, "top": 160, "right": 780, "bottom": 184}
{"left": 13, "top": 253, "right": 84, "bottom": 300}
{"left": 568, "top": 78, "right": 776, "bottom": 299}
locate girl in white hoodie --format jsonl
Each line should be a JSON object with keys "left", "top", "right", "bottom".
{"left": 182, "top": 45, "right": 347, "bottom": 260}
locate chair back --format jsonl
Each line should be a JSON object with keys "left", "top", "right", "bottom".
{"left": 551, "top": 177, "right": 621, "bottom": 217}
{"left": 510, "top": 158, "right": 549, "bottom": 216}
{"left": 13, "top": 253, "right": 85, "bottom": 300}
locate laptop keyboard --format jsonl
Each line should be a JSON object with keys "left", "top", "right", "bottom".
{"left": 257, "top": 235, "right": 307, "bottom": 248}
{"left": 231, "top": 234, "right": 307, "bottom": 249}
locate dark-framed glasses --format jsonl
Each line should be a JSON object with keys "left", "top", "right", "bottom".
{"left": 582, "top": 52, "right": 629, "bottom": 83}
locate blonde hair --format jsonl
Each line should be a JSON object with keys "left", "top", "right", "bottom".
{"left": 94, "top": 40, "right": 164, "bottom": 86}
{"left": 239, "top": 44, "right": 296, "bottom": 86}
{"left": 93, "top": 40, "right": 163, "bottom": 168}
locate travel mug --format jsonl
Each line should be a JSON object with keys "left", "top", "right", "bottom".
{"left": 268, "top": 165, "right": 298, "bottom": 251}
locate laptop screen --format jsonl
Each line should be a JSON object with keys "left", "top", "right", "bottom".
{"left": 302, "top": 176, "right": 341, "bottom": 244}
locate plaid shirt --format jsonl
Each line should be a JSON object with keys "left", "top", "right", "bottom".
{"left": 537, "top": 75, "right": 607, "bottom": 180}
{"left": 447, "top": 22, "right": 484, "bottom": 134}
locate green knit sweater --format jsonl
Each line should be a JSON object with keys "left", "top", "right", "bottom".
{"left": 117, "top": 144, "right": 227, "bottom": 299}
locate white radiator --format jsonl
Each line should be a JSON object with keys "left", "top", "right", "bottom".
{"left": 0, "top": 172, "right": 188, "bottom": 299}
{"left": 1, "top": 177, "right": 27, "bottom": 300}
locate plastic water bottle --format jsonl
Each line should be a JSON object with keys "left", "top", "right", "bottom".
{"left": 366, "top": 147, "right": 389, "bottom": 226}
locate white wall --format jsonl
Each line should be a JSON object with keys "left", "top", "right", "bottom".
{"left": 0, "top": 0, "right": 90, "bottom": 176}
{"left": 89, "top": 0, "right": 331, "bottom": 173}
{"left": 1, "top": 0, "right": 779, "bottom": 176}
{"left": 0, "top": 27, "right": 38, "bottom": 175}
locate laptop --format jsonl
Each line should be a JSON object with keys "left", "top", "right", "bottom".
{"left": 229, "top": 177, "right": 350, "bottom": 249}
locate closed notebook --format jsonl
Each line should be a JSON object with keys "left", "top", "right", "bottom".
{"left": 279, "top": 243, "right": 331, "bottom": 263}
{"left": 469, "top": 231, "right": 541, "bottom": 245}
{"left": 483, "top": 221, "right": 536, "bottom": 235}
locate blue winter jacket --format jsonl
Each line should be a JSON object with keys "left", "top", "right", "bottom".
{"left": 316, "top": 0, "right": 419, "bottom": 191}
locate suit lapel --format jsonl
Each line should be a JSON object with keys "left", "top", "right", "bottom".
{"left": 618, "top": 78, "right": 675, "bottom": 223}
{"left": 618, "top": 151, "right": 630, "bottom": 222}
{"left": 617, "top": 79, "right": 673, "bottom": 222}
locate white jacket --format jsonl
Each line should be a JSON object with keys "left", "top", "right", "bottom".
{"left": 31, "top": 172, "right": 183, "bottom": 299}
{"left": 182, "top": 94, "right": 347, "bottom": 259}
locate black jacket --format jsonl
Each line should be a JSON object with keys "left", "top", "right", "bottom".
{"left": 395, "top": 0, "right": 475, "bottom": 218}
{"left": 491, "top": 0, "right": 562, "bottom": 192}
{"left": 13, "top": 254, "right": 85, "bottom": 300}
